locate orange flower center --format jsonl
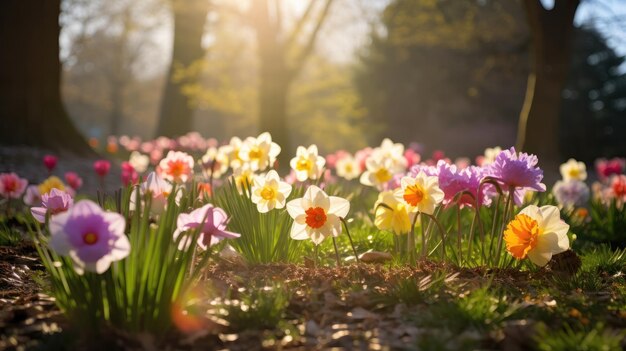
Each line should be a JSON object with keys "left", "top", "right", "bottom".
{"left": 83, "top": 232, "right": 99, "bottom": 245}
{"left": 374, "top": 168, "right": 392, "bottom": 183}
{"left": 260, "top": 186, "right": 275, "bottom": 200}
{"left": 403, "top": 184, "right": 425, "bottom": 206}
{"left": 504, "top": 214, "right": 541, "bottom": 259}
{"left": 305, "top": 207, "right": 327, "bottom": 229}
{"left": 568, "top": 168, "right": 580, "bottom": 178}
{"left": 168, "top": 160, "right": 188, "bottom": 178}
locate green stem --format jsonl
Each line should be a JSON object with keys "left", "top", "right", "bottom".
{"left": 423, "top": 212, "right": 447, "bottom": 260}
{"left": 340, "top": 217, "right": 359, "bottom": 264}
{"left": 495, "top": 188, "right": 514, "bottom": 267}
{"left": 456, "top": 204, "right": 462, "bottom": 265}
{"left": 332, "top": 236, "right": 341, "bottom": 267}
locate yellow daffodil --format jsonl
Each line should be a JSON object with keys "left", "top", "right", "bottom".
{"left": 504, "top": 205, "right": 570, "bottom": 267}
{"left": 374, "top": 191, "right": 412, "bottom": 235}
{"left": 289, "top": 145, "right": 325, "bottom": 182}
{"left": 559, "top": 158, "right": 587, "bottom": 181}
{"left": 239, "top": 132, "right": 281, "bottom": 171}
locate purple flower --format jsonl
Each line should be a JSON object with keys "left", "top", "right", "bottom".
{"left": 49, "top": 200, "right": 130, "bottom": 274}
{"left": 31, "top": 188, "right": 73, "bottom": 223}
{"left": 407, "top": 163, "right": 439, "bottom": 178}
{"left": 552, "top": 180, "right": 590, "bottom": 209}
{"left": 486, "top": 147, "right": 546, "bottom": 204}
{"left": 436, "top": 161, "right": 492, "bottom": 207}
{"left": 173, "top": 204, "right": 240, "bottom": 250}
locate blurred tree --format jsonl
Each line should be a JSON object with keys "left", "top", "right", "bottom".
{"left": 156, "top": 0, "right": 210, "bottom": 137}
{"left": 356, "top": 0, "right": 528, "bottom": 156}
{"left": 247, "top": 0, "right": 334, "bottom": 162}
{"left": 0, "top": 0, "right": 91, "bottom": 153}
{"left": 517, "top": 0, "right": 579, "bottom": 165}
{"left": 62, "top": 0, "right": 166, "bottom": 140}
{"left": 561, "top": 27, "right": 626, "bottom": 162}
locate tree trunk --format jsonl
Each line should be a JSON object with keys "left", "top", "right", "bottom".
{"left": 156, "top": 0, "right": 210, "bottom": 138}
{"left": 0, "top": 0, "right": 92, "bottom": 154}
{"left": 517, "top": 0, "right": 579, "bottom": 169}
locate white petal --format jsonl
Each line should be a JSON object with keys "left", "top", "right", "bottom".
{"left": 287, "top": 199, "right": 305, "bottom": 218}
{"left": 290, "top": 222, "right": 308, "bottom": 240}
{"left": 527, "top": 232, "right": 559, "bottom": 267}
{"left": 519, "top": 205, "right": 541, "bottom": 223}
{"left": 329, "top": 196, "right": 350, "bottom": 218}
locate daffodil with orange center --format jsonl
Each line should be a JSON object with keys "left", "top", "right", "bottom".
{"left": 159, "top": 151, "right": 195, "bottom": 183}
{"left": 287, "top": 185, "right": 350, "bottom": 245}
{"left": 394, "top": 171, "right": 444, "bottom": 215}
{"left": 504, "top": 205, "right": 570, "bottom": 266}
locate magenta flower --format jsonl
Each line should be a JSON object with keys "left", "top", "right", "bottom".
{"left": 0, "top": 172, "right": 28, "bottom": 199}
{"left": 595, "top": 158, "right": 625, "bottom": 181}
{"left": 64, "top": 172, "right": 83, "bottom": 191}
{"left": 49, "top": 200, "right": 130, "bottom": 274}
{"left": 485, "top": 147, "right": 546, "bottom": 204}
{"left": 404, "top": 149, "right": 421, "bottom": 169}
{"left": 173, "top": 204, "right": 240, "bottom": 250}
{"left": 31, "top": 188, "right": 73, "bottom": 223}
{"left": 43, "top": 155, "right": 58, "bottom": 172}
{"left": 93, "top": 160, "right": 111, "bottom": 177}
{"left": 121, "top": 161, "right": 139, "bottom": 186}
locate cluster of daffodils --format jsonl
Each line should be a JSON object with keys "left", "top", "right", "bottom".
{"left": 360, "top": 139, "right": 408, "bottom": 190}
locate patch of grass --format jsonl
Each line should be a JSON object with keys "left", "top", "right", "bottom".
{"left": 581, "top": 245, "right": 626, "bottom": 276}
{"left": 421, "top": 287, "right": 521, "bottom": 333}
{"left": 219, "top": 284, "right": 291, "bottom": 332}
{"left": 534, "top": 322, "right": 625, "bottom": 351}
{"left": 553, "top": 270, "right": 607, "bottom": 292}
{"left": 372, "top": 272, "right": 453, "bottom": 307}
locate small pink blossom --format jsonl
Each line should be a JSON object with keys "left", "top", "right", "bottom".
{"left": 173, "top": 203, "right": 240, "bottom": 250}
{"left": 121, "top": 162, "right": 139, "bottom": 186}
{"left": 404, "top": 149, "right": 421, "bottom": 169}
{"left": 595, "top": 158, "right": 625, "bottom": 181}
{"left": 0, "top": 173, "right": 28, "bottom": 199}
{"left": 49, "top": 200, "right": 130, "bottom": 274}
{"left": 159, "top": 151, "right": 195, "bottom": 183}
{"left": 31, "top": 188, "right": 73, "bottom": 223}
{"left": 64, "top": 172, "right": 83, "bottom": 191}
{"left": 93, "top": 160, "right": 111, "bottom": 177}
{"left": 43, "top": 155, "right": 58, "bottom": 172}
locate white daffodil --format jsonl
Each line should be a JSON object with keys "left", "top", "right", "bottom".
{"left": 200, "top": 146, "right": 229, "bottom": 179}
{"left": 233, "top": 164, "right": 256, "bottom": 194}
{"left": 286, "top": 185, "right": 350, "bottom": 245}
{"left": 559, "top": 158, "right": 587, "bottom": 181}
{"left": 504, "top": 205, "right": 570, "bottom": 267}
{"left": 251, "top": 170, "right": 292, "bottom": 213}
{"left": 374, "top": 191, "right": 412, "bottom": 235}
{"left": 394, "top": 171, "right": 444, "bottom": 215}
{"left": 130, "top": 172, "right": 181, "bottom": 215}
{"left": 359, "top": 156, "right": 396, "bottom": 190}
{"left": 289, "top": 145, "right": 325, "bottom": 182}
{"left": 335, "top": 155, "right": 360, "bottom": 181}
{"left": 129, "top": 151, "right": 150, "bottom": 173}
{"left": 483, "top": 146, "right": 502, "bottom": 165}
{"left": 239, "top": 132, "right": 281, "bottom": 171}
{"left": 371, "top": 138, "right": 407, "bottom": 173}
{"left": 222, "top": 137, "right": 244, "bottom": 170}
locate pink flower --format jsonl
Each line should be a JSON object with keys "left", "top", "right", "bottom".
{"left": 0, "top": 173, "right": 28, "bottom": 199}
{"left": 93, "top": 160, "right": 111, "bottom": 177}
{"left": 355, "top": 147, "right": 373, "bottom": 173}
{"left": 64, "top": 172, "right": 83, "bottom": 191}
{"left": 49, "top": 200, "right": 130, "bottom": 274}
{"left": 43, "top": 155, "right": 58, "bottom": 172}
{"left": 31, "top": 188, "right": 73, "bottom": 223}
{"left": 436, "top": 161, "right": 491, "bottom": 207}
{"left": 609, "top": 175, "right": 626, "bottom": 203}
{"left": 121, "top": 162, "right": 139, "bottom": 186}
{"left": 23, "top": 185, "right": 42, "bottom": 206}
{"left": 595, "top": 158, "right": 625, "bottom": 181}
{"left": 325, "top": 150, "right": 350, "bottom": 170}
{"left": 173, "top": 203, "right": 240, "bottom": 250}
{"left": 159, "top": 151, "right": 195, "bottom": 183}
{"left": 404, "top": 149, "right": 421, "bottom": 169}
